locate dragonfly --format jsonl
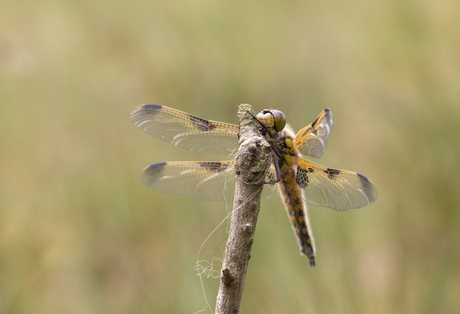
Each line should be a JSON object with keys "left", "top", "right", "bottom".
{"left": 130, "top": 104, "right": 378, "bottom": 266}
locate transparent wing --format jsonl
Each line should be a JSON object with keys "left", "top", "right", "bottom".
{"left": 296, "top": 158, "right": 377, "bottom": 211}
{"left": 139, "top": 161, "right": 277, "bottom": 202}
{"left": 295, "top": 108, "right": 333, "bottom": 159}
{"left": 130, "top": 104, "right": 239, "bottom": 155}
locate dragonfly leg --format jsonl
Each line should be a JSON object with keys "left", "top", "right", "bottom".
{"left": 254, "top": 157, "right": 281, "bottom": 186}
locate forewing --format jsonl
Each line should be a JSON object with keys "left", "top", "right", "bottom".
{"left": 130, "top": 104, "right": 239, "bottom": 155}
{"left": 296, "top": 158, "right": 378, "bottom": 211}
{"left": 295, "top": 108, "right": 333, "bottom": 159}
{"left": 139, "top": 161, "right": 237, "bottom": 201}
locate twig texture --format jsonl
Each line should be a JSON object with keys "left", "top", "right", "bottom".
{"left": 214, "top": 104, "right": 272, "bottom": 314}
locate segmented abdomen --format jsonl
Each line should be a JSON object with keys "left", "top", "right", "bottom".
{"left": 278, "top": 168, "right": 316, "bottom": 267}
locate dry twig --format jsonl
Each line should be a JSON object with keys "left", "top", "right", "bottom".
{"left": 214, "top": 104, "right": 272, "bottom": 314}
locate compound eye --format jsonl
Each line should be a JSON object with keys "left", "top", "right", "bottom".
{"left": 272, "top": 110, "right": 286, "bottom": 132}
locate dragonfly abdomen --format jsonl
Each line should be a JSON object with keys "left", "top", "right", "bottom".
{"left": 278, "top": 168, "right": 316, "bottom": 267}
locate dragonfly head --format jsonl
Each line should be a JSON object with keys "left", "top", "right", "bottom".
{"left": 256, "top": 109, "right": 286, "bottom": 136}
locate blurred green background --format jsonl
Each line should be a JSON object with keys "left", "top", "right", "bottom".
{"left": 1, "top": 0, "right": 459, "bottom": 313}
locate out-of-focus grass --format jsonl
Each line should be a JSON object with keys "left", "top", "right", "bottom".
{"left": 1, "top": 0, "right": 459, "bottom": 313}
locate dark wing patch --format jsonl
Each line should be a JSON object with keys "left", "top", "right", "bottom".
{"left": 324, "top": 168, "right": 341, "bottom": 179}
{"left": 144, "top": 104, "right": 162, "bottom": 109}
{"left": 199, "top": 162, "right": 231, "bottom": 172}
{"left": 297, "top": 166, "right": 310, "bottom": 189}
{"left": 189, "top": 116, "right": 217, "bottom": 131}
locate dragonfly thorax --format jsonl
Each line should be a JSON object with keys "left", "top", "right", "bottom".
{"left": 266, "top": 124, "right": 300, "bottom": 171}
